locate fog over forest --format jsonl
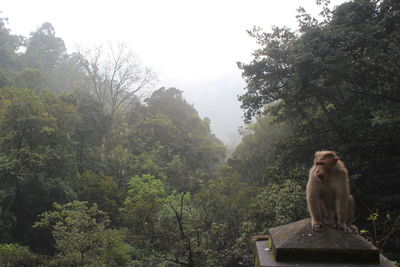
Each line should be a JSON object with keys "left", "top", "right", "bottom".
{"left": 1, "top": 0, "right": 347, "bottom": 144}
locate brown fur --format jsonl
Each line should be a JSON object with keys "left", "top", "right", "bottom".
{"left": 306, "top": 151, "right": 357, "bottom": 233}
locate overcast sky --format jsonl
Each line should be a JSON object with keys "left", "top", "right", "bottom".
{"left": 1, "top": 0, "right": 345, "bottom": 144}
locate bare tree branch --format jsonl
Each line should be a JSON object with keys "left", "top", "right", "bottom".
{"left": 77, "top": 43, "right": 156, "bottom": 117}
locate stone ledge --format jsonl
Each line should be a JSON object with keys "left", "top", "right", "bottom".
{"left": 269, "top": 218, "right": 380, "bottom": 264}
{"left": 254, "top": 239, "right": 396, "bottom": 267}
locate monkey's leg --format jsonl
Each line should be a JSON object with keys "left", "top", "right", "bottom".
{"left": 346, "top": 195, "right": 358, "bottom": 233}
{"left": 336, "top": 196, "right": 353, "bottom": 233}
{"left": 308, "top": 195, "right": 323, "bottom": 231}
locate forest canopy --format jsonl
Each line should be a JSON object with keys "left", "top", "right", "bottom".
{"left": 0, "top": 0, "right": 399, "bottom": 266}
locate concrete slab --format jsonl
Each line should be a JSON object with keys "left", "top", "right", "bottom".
{"left": 255, "top": 239, "right": 396, "bottom": 267}
{"left": 269, "top": 218, "right": 380, "bottom": 264}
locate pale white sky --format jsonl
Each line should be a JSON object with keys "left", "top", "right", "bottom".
{"left": 1, "top": 0, "right": 345, "bottom": 144}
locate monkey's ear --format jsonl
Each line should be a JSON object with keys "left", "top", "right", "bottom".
{"left": 333, "top": 157, "right": 339, "bottom": 164}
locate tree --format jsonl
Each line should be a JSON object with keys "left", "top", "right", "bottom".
{"left": 193, "top": 169, "right": 256, "bottom": 266}
{"left": 0, "top": 16, "right": 24, "bottom": 71}
{"left": 35, "top": 201, "right": 132, "bottom": 266}
{"left": 76, "top": 171, "right": 121, "bottom": 222}
{"left": 228, "top": 116, "right": 293, "bottom": 185}
{"left": 121, "top": 174, "right": 166, "bottom": 262}
{"left": 12, "top": 68, "right": 45, "bottom": 89}
{"left": 24, "top": 22, "right": 66, "bottom": 72}
{"left": 73, "top": 91, "right": 109, "bottom": 174}
{"left": 153, "top": 192, "right": 197, "bottom": 267}
{"left": 234, "top": 180, "right": 307, "bottom": 258}
{"left": 0, "top": 87, "right": 79, "bottom": 250}
{"left": 77, "top": 43, "right": 155, "bottom": 117}
{"left": 144, "top": 87, "right": 226, "bottom": 191}
{"left": 46, "top": 53, "right": 92, "bottom": 93}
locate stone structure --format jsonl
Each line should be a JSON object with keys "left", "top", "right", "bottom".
{"left": 253, "top": 218, "right": 396, "bottom": 267}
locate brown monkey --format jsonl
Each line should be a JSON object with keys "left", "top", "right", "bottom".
{"left": 306, "top": 151, "right": 357, "bottom": 233}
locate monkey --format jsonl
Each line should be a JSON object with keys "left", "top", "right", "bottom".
{"left": 306, "top": 151, "right": 357, "bottom": 233}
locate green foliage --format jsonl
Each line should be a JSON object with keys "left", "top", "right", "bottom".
{"left": 229, "top": 116, "right": 293, "bottom": 185}
{"left": 12, "top": 68, "right": 45, "bottom": 89}
{"left": 0, "top": 69, "right": 9, "bottom": 87}
{"left": 97, "top": 228, "right": 133, "bottom": 266}
{"left": 1, "top": 0, "right": 399, "bottom": 263}
{"left": 77, "top": 171, "right": 121, "bottom": 221}
{"left": 0, "top": 86, "right": 78, "bottom": 249}
{"left": 124, "top": 87, "right": 226, "bottom": 192}
{"left": 248, "top": 180, "right": 308, "bottom": 230}
{"left": 35, "top": 201, "right": 132, "bottom": 266}
{"left": 74, "top": 92, "right": 109, "bottom": 173}
{"left": 122, "top": 174, "right": 166, "bottom": 233}
{"left": 237, "top": 0, "right": 400, "bottom": 260}
{"left": 0, "top": 17, "right": 24, "bottom": 71}
{"left": 24, "top": 22, "right": 66, "bottom": 72}
{"left": 233, "top": 221, "right": 258, "bottom": 257}
{"left": 153, "top": 192, "right": 197, "bottom": 266}
{"left": 0, "top": 16, "right": 231, "bottom": 265}
{"left": 0, "top": 243, "right": 42, "bottom": 266}
{"left": 361, "top": 210, "right": 400, "bottom": 260}
{"left": 232, "top": 180, "right": 307, "bottom": 258}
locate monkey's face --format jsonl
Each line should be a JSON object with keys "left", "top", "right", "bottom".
{"left": 314, "top": 156, "right": 338, "bottom": 181}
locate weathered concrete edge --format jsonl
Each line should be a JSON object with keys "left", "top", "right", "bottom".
{"left": 274, "top": 247, "right": 380, "bottom": 264}
{"left": 255, "top": 239, "right": 397, "bottom": 267}
{"left": 271, "top": 235, "right": 380, "bottom": 264}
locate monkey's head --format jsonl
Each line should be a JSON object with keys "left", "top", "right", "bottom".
{"left": 314, "top": 151, "right": 339, "bottom": 181}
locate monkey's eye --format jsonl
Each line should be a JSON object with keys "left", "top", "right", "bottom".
{"left": 316, "top": 162, "right": 325, "bottom": 166}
